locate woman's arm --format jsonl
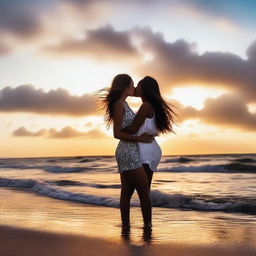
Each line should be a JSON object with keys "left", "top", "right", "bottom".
{"left": 113, "top": 101, "right": 153, "bottom": 143}
{"left": 122, "top": 103, "right": 151, "bottom": 134}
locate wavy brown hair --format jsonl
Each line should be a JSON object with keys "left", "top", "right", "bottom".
{"left": 138, "top": 76, "right": 177, "bottom": 134}
{"left": 98, "top": 74, "right": 132, "bottom": 129}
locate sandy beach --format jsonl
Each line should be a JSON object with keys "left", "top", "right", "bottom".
{"left": 1, "top": 186, "right": 256, "bottom": 256}
{"left": 1, "top": 224, "right": 256, "bottom": 256}
{"left": 1, "top": 155, "right": 256, "bottom": 256}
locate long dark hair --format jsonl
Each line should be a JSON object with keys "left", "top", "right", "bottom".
{"left": 98, "top": 74, "right": 132, "bottom": 129}
{"left": 139, "top": 76, "right": 177, "bottom": 134}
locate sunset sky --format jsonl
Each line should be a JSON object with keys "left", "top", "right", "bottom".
{"left": 0, "top": 0, "right": 256, "bottom": 157}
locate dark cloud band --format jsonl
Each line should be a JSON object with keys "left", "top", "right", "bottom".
{"left": 0, "top": 84, "right": 97, "bottom": 116}
{"left": 179, "top": 93, "right": 256, "bottom": 131}
{"left": 12, "top": 125, "right": 107, "bottom": 139}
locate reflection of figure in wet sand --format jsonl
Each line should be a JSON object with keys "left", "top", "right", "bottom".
{"left": 121, "top": 225, "right": 153, "bottom": 244}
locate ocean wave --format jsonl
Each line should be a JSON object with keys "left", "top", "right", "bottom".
{"left": 224, "top": 163, "right": 256, "bottom": 172}
{"left": 79, "top": 159, "right": 91, "bottom": 163}
{"left": 32, "top": 182, "right": 120, "bottom": 207}
{"left": 162, "top": 157, "right": 194, "bottom": 163}
{"left": 50, "top": 179, "right": 121, "bottom": 188}
{"left": 50, "top": 180, "right": 88, "bottom": 186}
{"left": 1, "top": 178, "right": 255, "bottom": 214}
{"left": 43, "top": 166, "right": 87, "bottom": 173}
{"left": 0, "top": 177, "right": 37, "bottom": 188}
{"left": 0, "top": 177, "right": 121, "bottom": 189}
{"left": 158, "top": 163, "right": 256, "bottom": 173}
{"left": 158, "top": 165, "right": 226, "bottom": 173}
{"left": 232, "top": 158, "right": 256, "bottom": 163}
{"left": 0, "top": 163, "right": 92, "bottom": 173}
{"left": 1, "top": 162, "right": 255, "bottom": 173}
{"left": 0, "top": 178, "right": 120, "bottom": 207}
{"left": 0, "top": 164, "right": 34, "bottom": 170}
{"left": 150, "top": 190, "right": 256, "bottom": 214}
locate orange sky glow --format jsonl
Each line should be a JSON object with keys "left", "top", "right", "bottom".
{"left": 0, "top": 0, "right": 255, "bottom": 157}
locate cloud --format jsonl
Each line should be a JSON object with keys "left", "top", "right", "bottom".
{"left": 0, "top": 0, "right": 254, "bottom": 57}
{"left": 42, "top": 25, "right": 140, "bottom": 62}
{"left": 12, "top": 127, "right": 48, "bottom": 137}
{"left": 0, "top": 0, "right": 114, "bottom": 55}
{"left": 131, "top": 27, "right": 256, "bottom": 101}
{"left": 12, "top": 125, "right": 107, "bottom": 139}
{"left": 246, "top": 40, "right": 256, "bottom": 60}
{"left": 0, "top": 84, "right": 98, "bottom": 116}
{"left": 0, "top": 42, "right": 12, "bottom": 55}
{"left": 1, "top": 24, "right": 255, "bottom": 128}
{"left": 0, "top": 0, "right": 45, "bottom": 39}
{"left": 0, "top": 0, "right": 60, "bottom": 55}
{"left": 85, "top": 128, "right": 107, "bottom": 138}
{"left": 180, "top": 93, "right": 256, "bottom": 131}
{"left": 48, "top": 126, "right": 107, "bottom": 138}
{"left": 8, "top": 85, "right": 254, "bottom": 132}
{"left": 41, "top": 25, "right": 256, "bottom": 101}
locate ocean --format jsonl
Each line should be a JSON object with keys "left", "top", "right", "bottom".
{"left": 1, "top": 153, "right": 256, "bottom": 245}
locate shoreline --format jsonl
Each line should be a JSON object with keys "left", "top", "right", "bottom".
{"left": 1, "top": 224, "right": 256, "bottom": 256}
{"left": 1, "top": 187, "right": 256, "bottom": 246}
{"left": 0, "top": 152, "right": 255, "bottom": 159}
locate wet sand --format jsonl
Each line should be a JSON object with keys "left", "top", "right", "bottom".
{"left": 1, "top": 224, "right": 256, "bottom": 256}
{"left": 1, "top": 187, "right": 256, "bottom": 255}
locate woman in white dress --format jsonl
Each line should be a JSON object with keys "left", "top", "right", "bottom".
{"left": 122, "top": 76, "right": 176, "bottom": 192}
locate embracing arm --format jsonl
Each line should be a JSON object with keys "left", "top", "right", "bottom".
{"left": 122, "top": 103, "right": 151, "bottom": 134}
{"left": 113, "top": 101, "right": 153, "bottom": 142}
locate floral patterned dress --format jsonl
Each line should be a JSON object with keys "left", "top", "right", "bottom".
{"left": 115, "top": 101, "right": 143, "bottom": 173}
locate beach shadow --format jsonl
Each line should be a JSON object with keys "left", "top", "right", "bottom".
{"left": 120, "top": 225, "right": 153, "bottom": 256}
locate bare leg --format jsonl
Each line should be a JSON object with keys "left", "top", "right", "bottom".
{"left": 142, "top": 164, "right": 153, "bottom": 192}
{"left": 121, "top": 167, "right": 152, "bottom": 226}
{"left": 120, "top": 172, "right": 135, "bottom": 227}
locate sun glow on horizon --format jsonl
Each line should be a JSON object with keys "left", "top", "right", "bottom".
{"left": 247, "top": 103, "right": 256, "bottom": 114}
{"left": 169, "top": 85, "right": 228, "bottom": 110}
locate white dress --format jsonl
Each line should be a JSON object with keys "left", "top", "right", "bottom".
{"left": 136, "top": 113, "right": 162, "bottom": 172}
